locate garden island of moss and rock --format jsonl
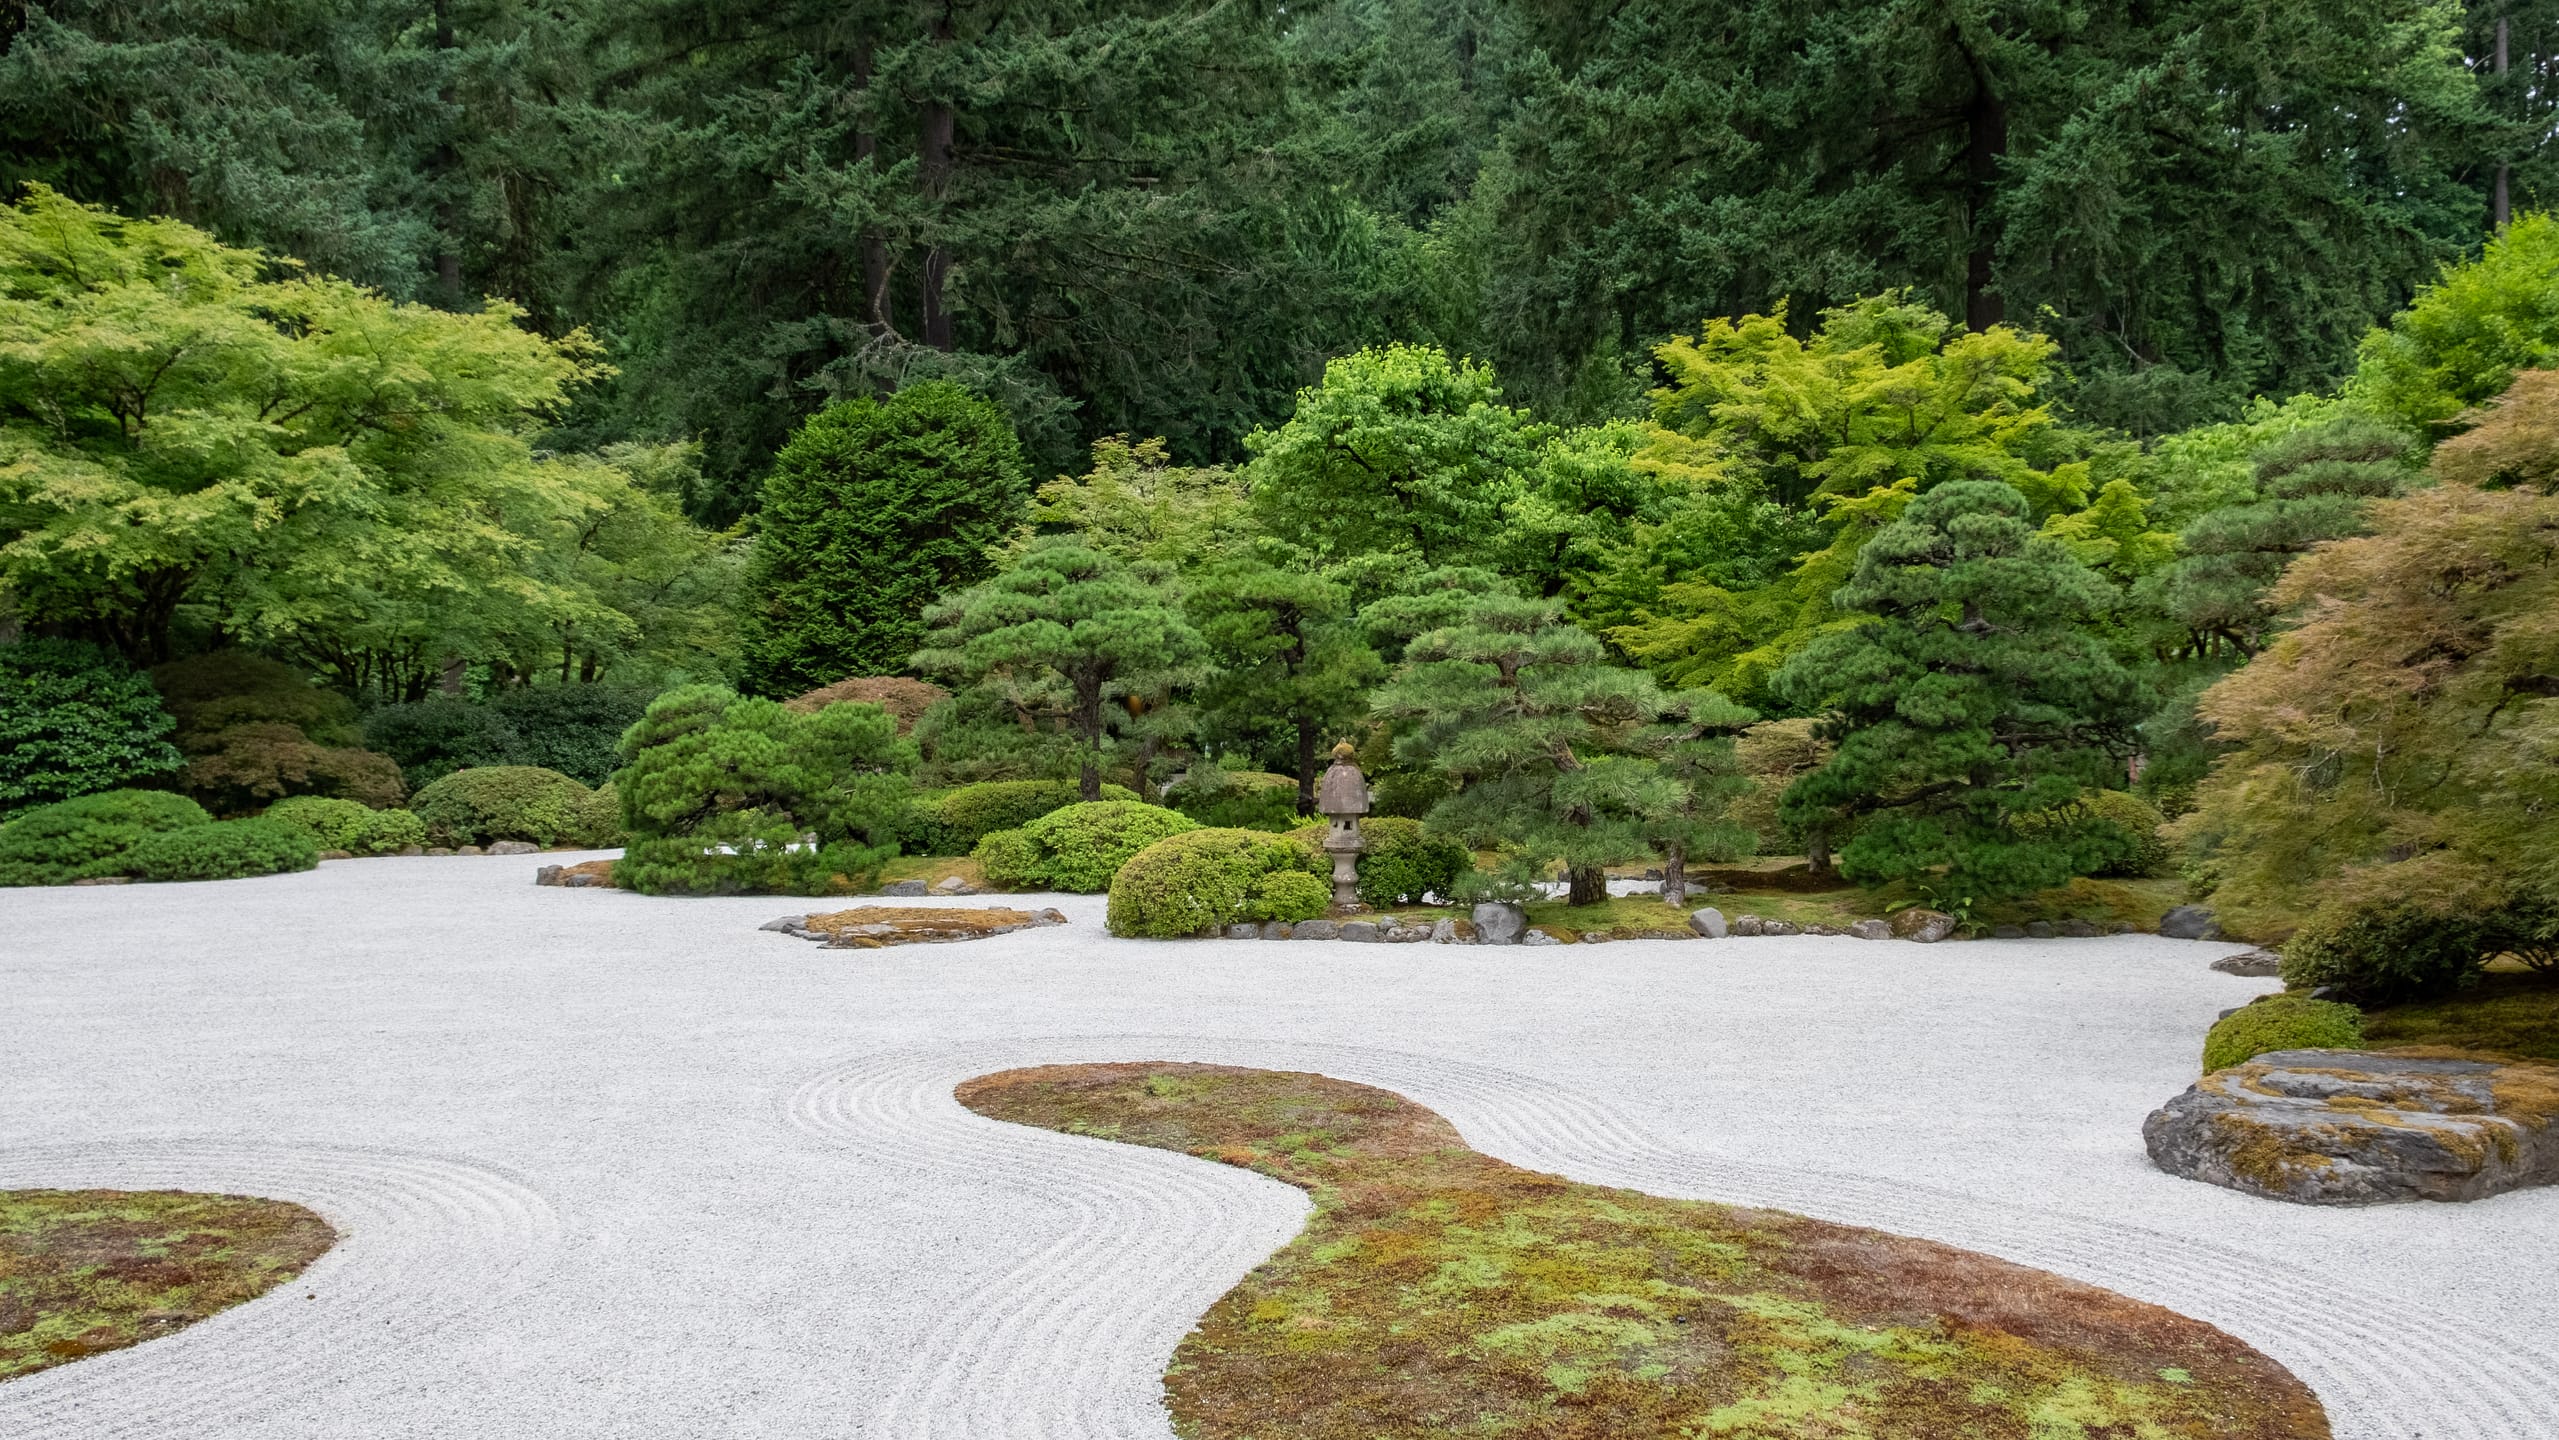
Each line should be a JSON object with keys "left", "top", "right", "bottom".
{"left": 7, "top": 20, "right": 2559, "bottom": 1431}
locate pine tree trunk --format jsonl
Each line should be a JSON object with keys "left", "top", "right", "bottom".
{"left": 1295, "top": 720, "right": 1318, "bottom": 815}
{"left": 918, "top": 5, "right": 956, "bottom": 349}
{"left": 1662, "top": 841, "right": 1687, "bottom": 909}
{"left": 1963, "top": 82, "right": 2006, "bottom": 331}
{"left": 1567, "top": 864, "right": 1610, "bottom": 906}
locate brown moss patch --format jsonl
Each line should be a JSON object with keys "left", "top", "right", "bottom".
{"left": 551, "top": 858, "right": 618, "bottom": 886}
{"left": 1, "top": 1189, "right": 334, "bottom": 1380}
{"left": 958, "top": 1063, "right": 2329, "bottom": 1440}
{"left": 798, "top": 905, "right": 1064, "bottom": 947}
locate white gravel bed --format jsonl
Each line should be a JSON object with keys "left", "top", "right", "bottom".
{"left": 2, "top": 853, "right": 2553, "bottom": 1439}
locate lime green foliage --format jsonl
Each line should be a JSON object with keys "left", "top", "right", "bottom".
{"left": 915, "top": 537, "right": 1205, "bottom": 800}
{"left": 0, "top": 1189, "right": 334, "bottom": 1381}
{"left": 961, "top": 1064, "right": 2326, "bottom": 1440}
{"left": 1165, "top": 764, "right": 1303, "bottom": 832}
{"left": 2204, "top": 998, "right": 2367, "bottom": 1073}
{"left": 1245, "top": 344, "right": 1544, "bottom": 567}
{"left": 410, "top": 767, "right": 597, "bottom": 848}
{"left": 1775, "top": 481, "right": 2145, "bottom": 901}
{"left": 1015, "top": 435, "right": 1249, "bottom": 566}
{"left": 2279, "top": 901, "right": 2496, "bottom": 1004}
{"left": 971, "top": 800, "right": 1200, "bottom": 892}
{"left": 0, "top": 188, "right": 694, "bottom": 692}
{"left": 127, "top": 817, "right": 317, "bottom": 881}
{"left": 0, "top": 790, "right": 211, "bottom": 886}
{"left": 260, "top": 797, "right": 425, "bottom": 855}
{"left": 2038, "top": 479, "right": 2179, "bottom": 586}
{"left": 917, "top": 779, "right": 1141, "bottom": 856}
{"left": 1287, "top": 818, "right": 1471, "bottom": 907}
{"left": 741, "top": 383, "right": 1027, "bottom": 694}
{"left": 2353, "top": 215, "right": 2559, "bottom": 435}
{"left": 148, "top": 652, "right": 403, "bottom": 813}
{"left": 610, "top": 685, "right": 912, "bottom": 896}
{"left": 1107, "top": 828, "right": 1329, "bottom": 937}
{"left": 0, "top": 640, "right": 182, "bottom": 816}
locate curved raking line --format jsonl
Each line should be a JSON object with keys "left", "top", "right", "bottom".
{"left": 0, "top": 1140, "right": 561, "bottom": 1439}
{"left": 789, "top": 1035, "right": 2559, "bottom": 1440}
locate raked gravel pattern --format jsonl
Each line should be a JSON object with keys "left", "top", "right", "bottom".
{"left": 4, "top": 853, "right": 2555, "bottom": 1439}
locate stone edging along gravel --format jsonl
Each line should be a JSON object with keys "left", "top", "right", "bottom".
{"left": 788, "top": 1036, "right": 2559, "bottom": 1440}
{"left": 0, "top": 1141, "right": 560, "bottom": 1440}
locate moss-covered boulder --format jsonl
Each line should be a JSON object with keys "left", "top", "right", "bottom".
{"left": 2143, "top": 1049, "right": 2559, "bottom": 1204}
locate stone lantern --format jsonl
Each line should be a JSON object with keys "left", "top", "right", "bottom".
{"left": 1315, "top": 741, "right": 1370, "bottom": 911}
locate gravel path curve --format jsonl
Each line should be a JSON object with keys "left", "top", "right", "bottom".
{"left": 3, "top": 854, "right": 2553, "bottom": 1438}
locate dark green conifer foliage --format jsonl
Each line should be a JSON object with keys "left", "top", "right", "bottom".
{"left": 1187, "top": 554, "right": 1384, "bottom": 814}
{"left": 1373, "top": 590, "right": 1683, "bottom": 905}
{"left": 741, "top": 383, "right": 1027, "bottom": 696}
{"left": 1773, "top": 479, "right": 2143, "bottom": 900}
{"left": 915, "top": 539, "right": 1205, "bottom": 803}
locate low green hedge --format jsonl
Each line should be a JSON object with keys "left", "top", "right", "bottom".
{"left": 2202, "top": 996, "right": 2366, "bottom": 1073}
{"left": 1285, "top": 817, "right": 1471, "bottom": 906}
{"left": 261, "top": 796, "right": 426, "bottom": 855}
{"left": 0, "top": 789, "right": 212, "bottom": 886}
{"left": 912, "top": 779, "right": 1139, "bottom": 855}
{"left": 1165, "top": 767, "right": 1301, "bottom": 832}
{"left": 2013, "top": 790, "right": 2170, "bottom": 879}
{"left": 127, "top": 817, "right": 319, "bottom": 882}
{"left": 973, "top": 800, "right": 1201, "bottom": 891}
{"left": 410, "top": 766, "right": 603, "bottom": 848}
{"left": 2279, "top": 900, "right": 2491, "bottom": 1003}
{"left": 1107, "top": 828, "right": 1332, "bottom": 938}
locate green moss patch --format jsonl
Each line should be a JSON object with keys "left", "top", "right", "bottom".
{"left": 958, "top": 1064, "right": 2329, "bottom": 1440}
{"left": 1, "top": 1190, "right": 334, "bottom": 1380}
{"left": 2363, "top": 973, "right": 2559, "bottom": 1063}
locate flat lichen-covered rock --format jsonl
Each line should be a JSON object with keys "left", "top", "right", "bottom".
{"left": 768, "top": 905, "right": 1068, "bottom": 948}
{"left": 2144, "top": 1049, "right": 2559, "bottom": 1205}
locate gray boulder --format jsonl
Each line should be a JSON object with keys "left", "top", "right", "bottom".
{"left": 317, "top": 848, "right": 355, "bottom": 862}
{"left": 1225, "top": 924, "right": 1261, "bottom": 939}
{"left": 2057, "top": 918, "right": 2100, "bottom": 938}
{"left": 1989, "top": 924, "right": 2025, "bottom": 939}
{"left": 880, "top": 879, "right": 930, "bottom": 897}
{"left": 1293, "top": 919, "right": 1342, "bottom": 941}
{"left": 1761, "top": 920, "right": 1801, "bottom": 937}
{"left": 1521, "top": 928, "right": 1563, "bottom": 946}
{"left": 1846, "top": 918, "right": 1892, "bottom": 941}
{"left": 2023, "top": 920, "right": 2057, "bottom": 939}
{"left": 1260, "top": 922, "right": 1294, "bottom": 940}
{"left": 1339, "top": 921, "right": 1381, "bottom": 943}
{"left": 2160, "top": 905, "right": 2221, "bottom": 940}
{"left": 1731, "top": 914, "right": 1765, "bottom": 936}
{"left": 1385, "top": 922, "right": 1433, "bottom": 943}
{"left": 1471, "top": 902, "right": 1526, "bottom": 946}
{"left": 1429, "top": 918, "right": 1462, "bottom": 944}
{"left": 1689, "top": 907, "right": 1728, "bottom": 939}
{"left": 2212, "top": 948, "right": 2285, "bottom": 977}
{"left": 759, "top": 915, "right": 809, "bottom": 933}
{"left": 1889, "top": 908, "right": 1955, "bottom": 943}
{"left": 488, "top": 840, "right": 539, "bottom": 856}
{"left": 2144, "top": 1050, "right": 2559, "bottom": 1205}
{"left": 456, "top": 845, "right": 485, "bottom": 857}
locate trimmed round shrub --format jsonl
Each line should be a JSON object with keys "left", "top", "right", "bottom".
{"left": 918, "top": 779, "right": 1140, "bottom": 855}
{"left": 2081, "top": 790, "right": 2170, "bottom": 877}
{"left": 262, "top": 796, "right": 425, "bottom": 855}
{"left": 364, "top": 699, "right": 528, "bottom": 789}
{"left": 972, "top": 828, "right": 1047, "bottom": 890}
{"left": 1247, "top": 869, "right": 1332, "bottom": 923}
{"left": 1166, "top": 767, "right": 1301, "bottom": 831}
{"left": 979, "top": 800, "right": 1200, "bottom": 892}
{"left": 410, "top": 766, "right": 595, "bottom": 847}
{"left": 1286, "top": 817, "right": 1470, "bottom": 906}
{"left": 127, "top": 818, "right": 319, "bottom": 882}
{"left": 1108, "top": 828, "right": 1328, "bottom": 938}
{"left": 0, "top": 789, "right": 212, "bottom": 886}
{"left": 572, "top": 782, "right": 624, "bottom": 849}
{"left": 2278, "top": 900, "right": 2492, "bottom": 1003}
{"left": 0, "top": 639, "right": 184, "bottom": 817}
{"left": 491, "top": 686, "right": 653, "bottom": 787}
{"left": 2202, "top": 997, "right": 2366, "bottom": 1073}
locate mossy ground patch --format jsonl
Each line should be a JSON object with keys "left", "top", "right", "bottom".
{"left": 796, "top": 905, "right": 1066, "bottom": 947}
{"left": 958, "top": 1063, "right": 2329, "bottom": 1439}
{"left": 1, "top": 1189, "right": 334, "bottom": 1380}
